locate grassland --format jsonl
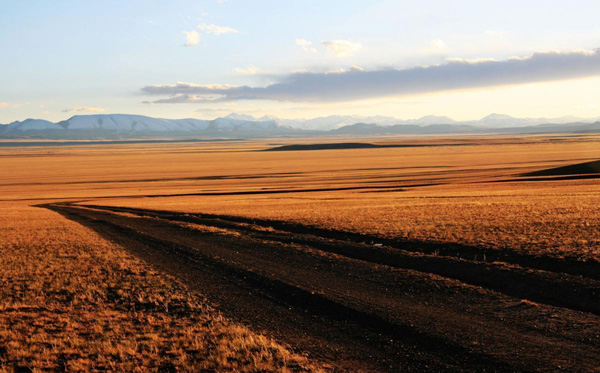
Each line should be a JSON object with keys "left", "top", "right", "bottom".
{"left": 98, "top": 181, "right": 600, "bottom": 263}
{"left": 0, "top": 134, "right": 599, "bottom": 371}
{"left": 0, "top": 203, "right": 327, "bottom": 372}
{"left": 60, "top": 135, "right": 600, "bottom": 263}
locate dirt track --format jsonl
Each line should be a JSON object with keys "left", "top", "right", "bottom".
{"left": 43, "top": 203, "right": 600, "bottom": 372}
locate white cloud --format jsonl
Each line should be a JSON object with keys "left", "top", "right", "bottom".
{"left": 142, "top": 48, "right": 600, "bottom": 104}
{"left": 430, "top": 39, "right": 446, "bottom": 49}
{"left": 0, "top": 102, "right": 19, "bottom": 109}
{"left": 198, "top": 23, "right": 238, "bottom": 35}
{"left": 183, "top": 30, "right": 200, "bottom": 46}
{"left": 234, "top": 66, "right": 260, "bottom": 75}
{"left": 321, "top": 40, "right": 362, "bottom": 57}
{"left": 63, "top": 107, "right": 106, "bottom": 113}
{"left": 296, "top": 38, "right": 317, "bottom": 53}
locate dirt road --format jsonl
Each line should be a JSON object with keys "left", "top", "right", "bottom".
{"left": 43, "top": 203, "right": 600, "bottom": 372}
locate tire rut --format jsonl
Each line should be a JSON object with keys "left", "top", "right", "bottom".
{"left": 82, "top": 204, "right": 600, "bottom": 281}
{"left": 79, "top": 204, "right": 600, "bottom": 315}
{"left": 43, "top": 203, "right": 518, "bottom": 373}
{"left": 41, "top": 203, "right": 600, "bottom": 373}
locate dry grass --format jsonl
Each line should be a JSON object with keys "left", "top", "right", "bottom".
{"left": 2, "top": 135, "right": 599, "bottom": 201}
{"left": 53, "top": 134, "right": 598, "bottom": 263}
{"left": 115, "top": 180, "right": 600, "bottom": 262}
{"left": 0, "top": 203, "right": 328, "bottom": 372}
{"left": 1, "top": 134, "right": 600, "bottom": 370}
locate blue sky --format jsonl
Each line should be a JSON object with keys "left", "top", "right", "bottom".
{"left": 1, "top": 0, "right": 600, "bottom": 123}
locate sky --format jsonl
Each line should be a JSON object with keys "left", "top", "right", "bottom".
{"left": 1, "top": 0, "right": 600, "bottom": 123}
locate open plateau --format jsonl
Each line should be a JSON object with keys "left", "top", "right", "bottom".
{"left": 1, "top": 134, "right": 598, "bottom": 372}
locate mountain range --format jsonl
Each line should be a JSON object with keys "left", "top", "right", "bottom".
{"left": 226, "top": 112, "right": 594, "bottom": 129}
{"left": 2, "top": 113, "right": 600, "bottom": 139}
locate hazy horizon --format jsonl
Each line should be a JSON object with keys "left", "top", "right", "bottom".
{"left": 2, "top": 110, "right": 599, "bottom": 126}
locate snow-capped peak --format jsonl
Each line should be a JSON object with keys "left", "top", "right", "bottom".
{"left": 224, "top": 113, "right": 257, "bottom": 121}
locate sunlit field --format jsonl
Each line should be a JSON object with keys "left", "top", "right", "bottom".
{"left": 0, "top": 203, "right": 327, "bottom": 372}
{"left": 1, "top": 134, "right": 599, "bottom": 372}
{"left": 100, "top": 181, "right": 600, "bottom": 263}
{"left": 4, "top": 135, "right": 595, "bottom": 261}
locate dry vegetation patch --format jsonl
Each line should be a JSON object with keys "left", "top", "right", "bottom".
{"left": 0, "top": 203, "right": 327, "bottom": 372}
{"left": 97, "top": 180, "right": 600, "bottom": 263}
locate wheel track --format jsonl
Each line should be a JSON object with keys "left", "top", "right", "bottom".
{"left": 79, "top": 204, "right": 600, "bottom": 316}
{"left": 41, "top": 203, "right": 600, "bottom": 372}
{"left": 81, "top": 204, "right": 600, "bottom": 281}
{"left": 43, "top": 203, "right": 515, "bottom": 372}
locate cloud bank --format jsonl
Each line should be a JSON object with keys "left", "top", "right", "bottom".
{"left": 142, "top": 48, "right": 600, "bottom": 104}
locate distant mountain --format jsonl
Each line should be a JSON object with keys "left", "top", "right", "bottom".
{"left": 466, "top": 113, "right": 590, "bottom": 128}
{"left": 2, "top": 113, "right": 600, "bottom": 139}
{"left": 332, "top": 123, "right": 390, "bottom": 135}
{"left": 333, "top": 123, "right": 476, "bottom": 135}
{"left": 57, "top": 114, "right": 210, "bottom": 132}
{"left": 496, "top": 121, "right": 600, "bottom": 134}
{"left": 332, "top": 121, "right": 600, "bottom": 135}
{"left": 223, "top": 113, "right": 257, "bottom": 122}
{"left": 402, "top": 115, "right": 456, "bottom": 125}
{"left": 207, "top": 117, "right": 291, "bottom": 133}
{"left": 2, "top": 118, "right": 59, "bottom": 131}
{"left": 224, "top": 113, "right": 400, "bottom": 130}
{"left": 256, "top": 114, "right": 280, "bottom": 122}
{"left": 196, "top": 112, "right": 600, "bottom": 131}
{"left": 0, "top": 114, "right": 297, "bottom": 139}
{"left": 229, "top": 112, "right": 598, "bottom": 130}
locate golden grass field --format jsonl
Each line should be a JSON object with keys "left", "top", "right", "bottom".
{"left": 97, "top": 180, "right": 600, "bottom": 262}
{"left": 1, "top": 134, "right": 599, "bottom": 372}
{"left": 4, "top": 135, "right": 596, "bottom": 261}
{"left": 0, "top": 203, "right": 327, "bottom": 372}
